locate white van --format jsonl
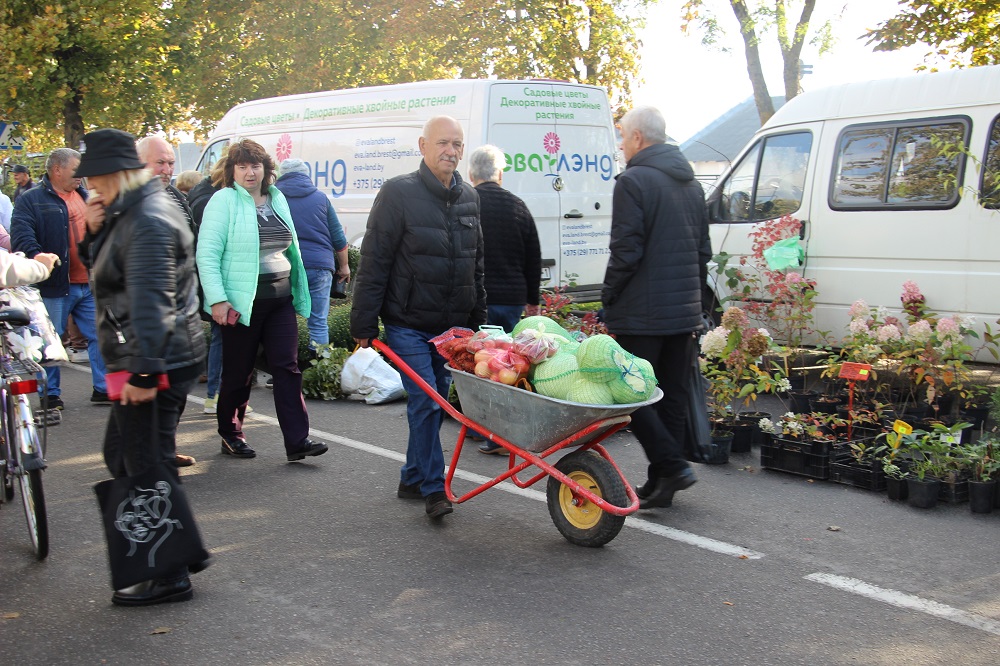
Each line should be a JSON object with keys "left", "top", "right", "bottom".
{"left": 705, "top": 65, "right": 1000, "bottom": 349}
{"left": 195, "top": 79, "right": 619, "bottom": 298}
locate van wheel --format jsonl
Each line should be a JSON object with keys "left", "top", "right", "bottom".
{"left": 702, "top": 288, "right": 722, "bottom": 328}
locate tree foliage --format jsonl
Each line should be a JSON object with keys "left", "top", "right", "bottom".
{"left": 0, "top": 0, "right": 646, "bottom": 149}
{"left": 865, "top": 0, "right": 1000, "bottom": 69}
{"left": 681, "top": 0, "right": 836, "bottom": 124}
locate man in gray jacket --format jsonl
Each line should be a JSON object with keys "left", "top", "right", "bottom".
{"left": 351, "top": 116, "right": 486, "bottom": 520}
{"left": 602, "top": 106, "right": 711, "bottom": 510}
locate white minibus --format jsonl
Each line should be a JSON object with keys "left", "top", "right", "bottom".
{"left": 195, "top": 79, "right": 619, "bottom": 298}
{"left": 705, "top": 65, "right": 1000, "bottom": 353}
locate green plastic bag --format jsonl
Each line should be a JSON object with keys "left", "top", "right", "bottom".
{"left": 763, "top": 237, "right": 803, "bottom": 270}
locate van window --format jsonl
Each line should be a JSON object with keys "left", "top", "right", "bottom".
{"left": 198, "top": 140, "right": 230, "bottom": 178}
{"left": 719, "top": 132, "right": 812, "bottom": 222}
{"left": 982, "top": 114, "right": 1000, "bottom": 208}
{"left": 831, "top": 119, "right": 967, "bottom": 209}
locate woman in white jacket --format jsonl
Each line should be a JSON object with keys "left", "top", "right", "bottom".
{"left": 0, "top": 250, "right": 59, "bottom": 288}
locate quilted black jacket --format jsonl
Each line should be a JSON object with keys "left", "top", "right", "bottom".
{"left": 602, "top": 143, "right": 711, "bottom": 336}
{"left": 81, "top": 179, "right": 206, "bottom": 375}
{"left": 351, "top": 161, "right": 487, "bottom": 338}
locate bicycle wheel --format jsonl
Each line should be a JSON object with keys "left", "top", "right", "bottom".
{"left": 10, "top": 394, "right": 48, "bottom": 559}
{"left": 2, "top": 439, "right": 13, "bottom": 502}
{"left": 18, "top": 467, "right": 48, "bottom": 559}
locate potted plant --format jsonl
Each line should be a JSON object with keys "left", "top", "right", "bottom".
{"left": 700, "top": 306, "right": 785, "bottom": 454}
{"left": 961, "top": 437, "right": 998, "bottom": 514}
{"left": 757, "top": 412, "right": 841, "bottom": 480}
{"left": 880, "top": 428, "right": 915, "bottom": 500}
{"left": 711, "top": 215, "right": 823, "bottom": 383}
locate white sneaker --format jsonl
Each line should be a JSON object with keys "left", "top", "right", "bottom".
{"left": 205, "top": 397, "right": 253, "bottom": 414}
{"left": 68, "top": 348, "right": 89, "bottom": 364}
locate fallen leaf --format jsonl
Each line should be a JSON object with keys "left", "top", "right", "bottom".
{"left": 806, "top": 479, "right": 814, "bottom": 483}
{"left": 827, "top": 525, "right": 841, "bottom": 532}
{"left": 722, "top": 601, "right": 734, "bottom": 606}
{"left": 738, "top": 554, "right": 749, "bottom": 559}
{"left": 150, "top": 627, "right": 172, "bottom": 635}
{"left": 3, "top": 612, "right": 20, "bottom": 619}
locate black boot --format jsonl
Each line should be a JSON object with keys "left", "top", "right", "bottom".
{"left": 112, "top": 576, "right": 193, "bottom": 607}
{"left": 639, "top": 468, "right": 697, "bottom": 509}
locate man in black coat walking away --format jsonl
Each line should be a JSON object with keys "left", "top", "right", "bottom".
{"left": 602, "top": 106, "right": 712, "bottom": 510}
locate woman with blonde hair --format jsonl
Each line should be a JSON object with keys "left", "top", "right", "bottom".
{"left": 75, "top": 128, "right": 208, "bottom": 606}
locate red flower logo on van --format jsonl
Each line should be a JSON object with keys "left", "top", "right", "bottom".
{"left": 542, "top": 132, "right": 561, "bottom": 154}
{"left": 276, "top": 133, "right": 293, "bottom": 162}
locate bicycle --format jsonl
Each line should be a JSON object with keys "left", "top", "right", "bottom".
{"left": 0, "top": 304, "right": 51, "bottom": 560}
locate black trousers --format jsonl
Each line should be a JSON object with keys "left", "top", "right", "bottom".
{"left": 103, "top": 371, "right": 199, "bottom": 479}
{"left": 615, "top": 333, "right": 695, "bottom": 480}
{"left": 218, "top": 295, "right": 309, "bottom": 452}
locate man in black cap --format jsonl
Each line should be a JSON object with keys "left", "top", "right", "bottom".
{"left": 11, "top": 164, "right": 34, "bottom": 202}
{"left": 11, "top": 148, "right": 110, "bottom": 409}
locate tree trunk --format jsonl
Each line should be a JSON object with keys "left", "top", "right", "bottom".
{"left": 62, "top": 88, "right": 85, "bottom": 149}
{"left": 781, "top": 0, "right": 816, "bottom": 103}
{"left": 730, "top": 0, "right": 774, "bottom": 125}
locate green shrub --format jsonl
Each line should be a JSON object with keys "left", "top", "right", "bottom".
{"left": 301, "top": 345, "right": 351, "bottom": 400}
{"left": 327, "top": 301, "right": 354, "bottom": 349}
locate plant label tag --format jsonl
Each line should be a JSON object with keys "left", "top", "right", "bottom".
{"left": 839, "top": 362, "right": 872, "bottom": 381}
{"left": 893, "top": 420, "right": 912, "bottom": 435}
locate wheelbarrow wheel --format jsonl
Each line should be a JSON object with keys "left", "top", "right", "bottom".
{"left": 546, "top": 450, "right": 627, "bottom": 547}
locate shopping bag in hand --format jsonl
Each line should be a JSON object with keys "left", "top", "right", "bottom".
{"left": 94, "top": 464, "right": 210, "bottom": 590}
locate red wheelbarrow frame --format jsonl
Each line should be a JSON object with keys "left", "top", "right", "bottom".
{"left": 373, "top": 340, "right": 639, "bottom": 517}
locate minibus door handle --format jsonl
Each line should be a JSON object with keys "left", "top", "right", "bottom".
{"left": 799, "top": 220, "right": 807, "bottom": 240}
{"left": 564, "top": 211, "right": 584, "bottom": 219}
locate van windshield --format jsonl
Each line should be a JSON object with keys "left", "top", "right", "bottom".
{"left": 719, "top": 132, "right": 812, "bottom": 222}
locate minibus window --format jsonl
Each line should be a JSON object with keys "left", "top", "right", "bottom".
{"left": 832, "top": 128, "right": 893, "bottom": 205}
{"left": 887, "top": 124, "right": 963, "bottom": 204}
{"left": 753, "top": 133, "right": 812, "bottom": 219}
{"left": 718, "top": 131, "right": 811, "bottom": 222}
{"left": 832, "top": 120, "right": 966, "bottom": 209}
{"left": 982, "top": 115, "right": 1000, "bottom": 208}
{"left": 199, "top": 140, "right": 230, "bottom": 178}
{"left": 720, "top": 143, "right": 760, "bottom": 222}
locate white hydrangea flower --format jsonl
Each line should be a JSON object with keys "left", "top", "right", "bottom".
{"left": 700, "top": 326, "right": 730, "bottom": 358}
{"left": 849, "top": 318, "right": 869, "bottom": 336}
{"left": 906, "top": 319, "right": 933, "bottom": 344}
{"left": 776, "top": 377, "right": 792, "bottom": 393}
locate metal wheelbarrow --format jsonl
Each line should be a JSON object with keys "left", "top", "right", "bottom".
{"left": 373, "top": 340, "right": 662, "bottom": 547}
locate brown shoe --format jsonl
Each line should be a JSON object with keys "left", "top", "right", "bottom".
{"left": 174, "top": 454, "right": 196, "bottom": 467}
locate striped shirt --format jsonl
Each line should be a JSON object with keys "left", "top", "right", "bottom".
{"left": 255, "top": 198, "right": 292, "bottom": 300}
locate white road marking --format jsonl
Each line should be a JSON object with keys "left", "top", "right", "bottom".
{"left": 805, "top": 573, "right": 1000, "bottom": 637}
{"left": 68, "top": 370, "right": 993, "bottom": 635}
{"left": 225, "top": 402, "right": 764, "bottom": 559}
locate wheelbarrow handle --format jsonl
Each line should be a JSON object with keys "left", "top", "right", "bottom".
{"left": 371, "top": 339, "right": 461, "bottom": 420}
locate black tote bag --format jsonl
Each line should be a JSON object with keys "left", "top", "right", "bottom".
{"left": 95, "top": 464, "right": 210, "bottom": 590}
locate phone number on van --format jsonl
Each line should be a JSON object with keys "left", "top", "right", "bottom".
{"left": 352, "top": 178, "right": 384, "bottom": 190}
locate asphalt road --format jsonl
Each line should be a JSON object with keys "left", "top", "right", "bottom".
{"left": 1, "top": 362, "right": 998, "bottom": 665}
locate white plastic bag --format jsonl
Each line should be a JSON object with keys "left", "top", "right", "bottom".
{"left": 1, "top": 285, "right": 68, "bottom": 363}
{"left": 340, "top": 347, "right": 405, "bottom": 404}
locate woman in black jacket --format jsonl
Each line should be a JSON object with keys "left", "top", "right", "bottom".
{"left": 76, "top": 129, "right": 207, "bottom": 607}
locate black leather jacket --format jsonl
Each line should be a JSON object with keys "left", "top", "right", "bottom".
{"left": 81, "top": 179, "right": 206, "bottom": 375}
{"left": 351, "top": 161, "right": 486, "bottom": 338}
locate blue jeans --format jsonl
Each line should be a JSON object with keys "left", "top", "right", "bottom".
{"left": 43, "top": 284, "right": 107, "bottom": 396}
{"left": 385, "top": 325, "right": 451, "bottom": 496}
{"left": 487, "top": 304, "right": 524, "bottom": 334}
{"left": 305, "top": 268, "right": 333, "bottom": 347}
{"left": 206, "top": 322, "right": 223, "bottom": 398}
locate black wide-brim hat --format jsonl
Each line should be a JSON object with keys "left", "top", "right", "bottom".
{"left": 74, "top": 129, "right": 145, "bottom": 178}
